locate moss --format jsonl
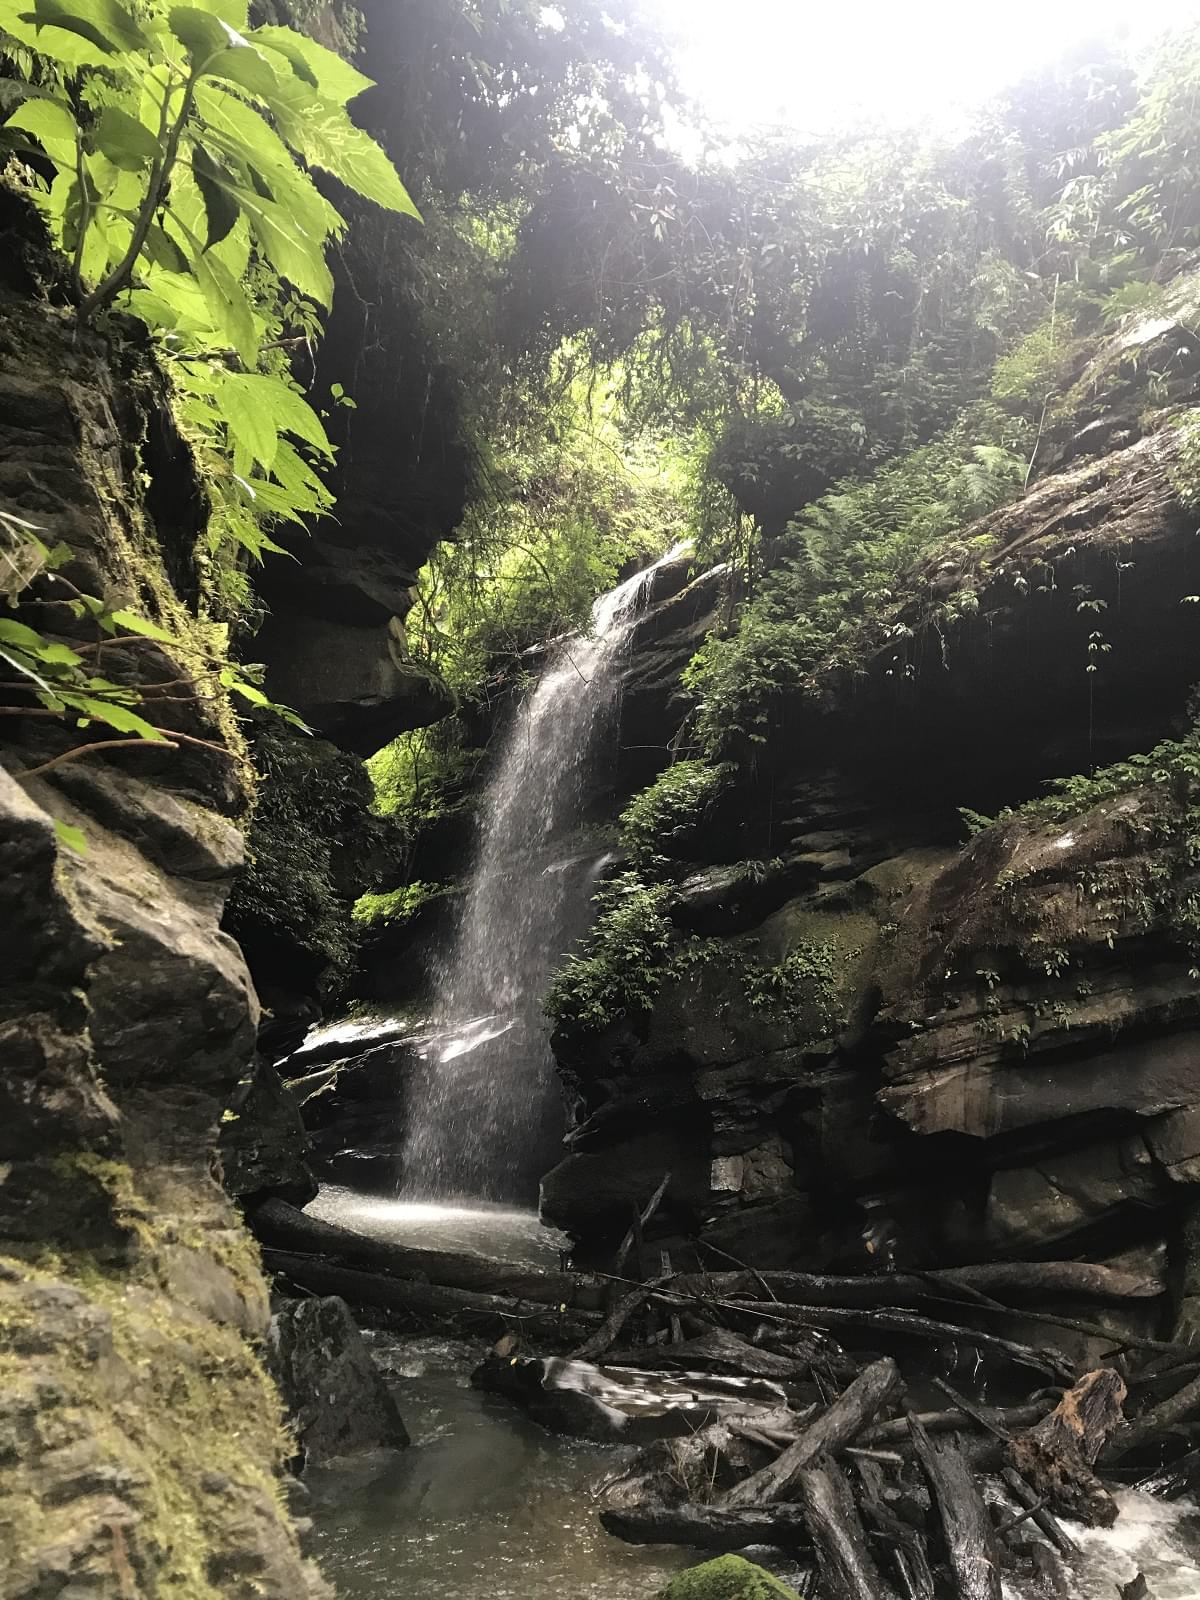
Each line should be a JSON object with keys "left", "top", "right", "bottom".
{"left": 0, "top": 1184, "right": 296, "bottom": 1598}
{"left": 656, "top": 1555, "right": 802, "bottom": 1600}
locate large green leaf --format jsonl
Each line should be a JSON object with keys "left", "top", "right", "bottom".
{"left": 217, "top": 371, "right": 278, "bottom": 469}
{"left": 6, "top": 96, "right": 77, "bottom": 166}
{"left": 201, "top": 41, "right": 278, "bottom": 97}
{"left": 192, "top": 243, "right": 257, "bottom": 364}
{"left": 167, "top": 4, "right": 229, "bottom": 58}
{"left": 282, "top": 102, "right": 420, "bottom": 219}
{"left": 0, "top": 2, "right": 117, "bottom": 67}
{"left": 219, "top": 371, "right": 332, "bottom": 458}
{"left": 191, "top": 143, "right": 238, "bottom": 248}
{"left": 92, "top": 104, "right": 158, "bottom": 170}
{"left": 225, "top": 180, "right": 333, "bottom": 305}
{"left": 194, "top": 82, "right": 341, "bottom": 237}
{"left": 35, "top": 0, "right": 147, "bottom": 51}
{"left": 248, "top": 24, "right": 373, "bottom": 105}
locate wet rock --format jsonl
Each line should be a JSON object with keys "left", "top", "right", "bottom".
{"left": 219, "top": 1056, "right": 318, "bottom": 1208}
{"left": 267, "top": 1296, "right": 409, "bottom": 1465}
{"left": 986, "top": 1135, "right": 1163, "bottom": 1253}
{"left": 473, "top": 1354, "right": 790, "bottom": 1445}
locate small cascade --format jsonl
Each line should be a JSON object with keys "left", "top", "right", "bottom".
{"left": 399, "top": 545, "right": 687, "bottom": 1202}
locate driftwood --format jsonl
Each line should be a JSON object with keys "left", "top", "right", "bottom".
{"left": 721, "top": 1357, "right": 901, "bottom": 1509}
{"left": 998, "top": 1468, "right": 1078, "bottom": 1559}
{"left": 796, "top": 1458, "right": 896, "bottom": 1600}
{"left": 572, "top": 1272, "right": 674, "bottom": 1361}
{"left": 613, "top": 1170, "right": 671, "bottom": 1280}
{"left": 251, "top": 1197, "right": 601, "bottom": 1307}
{"left": 600, "top": 1501, "right": 812, "bottom": 1552}
{"left": 711, "top": 1301, "right": 1078, "bottom": 1384}
{"left": 908, "top": 1415, "right": 1002, "bottom": 1600}
{"left": 262, "top": 1249, "right": 599, "bottom": 1340}
{"left": 1105, "top": 1365, "right": 1200, "bottom": 1465}
{"left": 670, "top": 1260, "right": 1162, "bottom": 1308}
{"left": 613, "top": 1327, "right": 817, "bottom": 1381}
{"left": 1009, "top": 1367, "right": 1126, "bottom": 1526}
{"left": 854, "top": 1456, "right": 936, "bottom": 1600}
{"left": 867, "top": 1399, "right": 1053, "bottom": 1446}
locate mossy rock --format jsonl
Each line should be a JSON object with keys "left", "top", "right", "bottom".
{"left": 656, "top": 1555, "right": 803, "bottom": 1600}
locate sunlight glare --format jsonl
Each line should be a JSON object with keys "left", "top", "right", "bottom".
{"left": 648, "top": 0, "right": 1200, "bottom": 137}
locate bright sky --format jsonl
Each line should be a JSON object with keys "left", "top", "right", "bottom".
{"left": 646, "top": 0, "right": 1200, "bottom": 139}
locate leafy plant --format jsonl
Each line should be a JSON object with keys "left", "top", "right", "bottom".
{"left": 0, "top": 0, "right": 419, "bottom": 778}
{"left": 619, "top": 757, "right": 729, "bottom": 870}
{"left": 545, "top": 871, "right": 681, "bottom": 1034}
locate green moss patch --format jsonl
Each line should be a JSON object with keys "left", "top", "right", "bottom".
{"left": 657, "top": 1555, "right": 802, "bottom": 1600}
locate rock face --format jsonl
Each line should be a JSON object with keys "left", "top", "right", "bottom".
{"left": 266, "top": 1297, "right": 409, "bottom": 1464}
{"left": 544, "top": 322, "right": 1200, "bottom": 1335}
{"left": 0, "top": 252, "right": 325, "bottom": 1592}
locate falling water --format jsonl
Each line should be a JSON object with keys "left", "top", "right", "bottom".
{"left": 399, "top": 545, "right": 687, "bottom": 1202}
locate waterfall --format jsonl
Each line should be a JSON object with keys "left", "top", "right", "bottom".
{"left": 399, "top": 546, "right": 686, "bottom": 1203}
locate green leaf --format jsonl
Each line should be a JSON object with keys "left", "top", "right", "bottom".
{"left": 201, "top": 42, "right": 277, "bottom": 97}
{"left": 167, "top": 4, "right": 229, "bottom": 58}
{"left": 0, "top": 79, "right": 61, "bottom": 113}
{"left": 92, "top": 104, "right": 159, "bottom": 171}
{"left": 191, "top": 144, "right": 239, "bottom": 249}
{"left": 274, "top": 97, "right": 420, "bottom": 219}
{"left": 53, "top": 817, "right": 88, "bottom": 854}
{"left": 192, "top": 244, "right": 257, "bottom": 364}
{"left": 108, "top": 608, "right": 175, "bottom": 642}
{"left": 225, "top": 180, "right": 333, "bottom": 305}
{"left": 216, "top": 371, "right": 278, "bottom": 468}
{"left": 220, "top": 371, "right": 332, "bottom": 458}
{"left": 0, "top": 2, "right": 116, "bottom": 66}
{"left": 142, "top": 221, "right": 190, "bottom": 273}
{"left": 35, "top": 0, "right": 146, "bottom": 50}
{"left": 5, "top": 97, "right": 77, "bottom": 167}
{"left": 79, "top": 700, "right": 166, "bottom": 739}
{"left": 0, "top": 616, "right": 49, "bottom": 652}
{"left": 227, "top": 676, "right": 268, "bottom": 706}
{"left": 248, "top": 24, "right": 373, "bottom": 104}
{"left": 189, "top": 0, "right": 247, "bottom": 26}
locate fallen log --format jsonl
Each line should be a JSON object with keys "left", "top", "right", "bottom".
{"left": 262, "top": 1249, "right": 599, "bottom": 1341}
{"left": 611, "top": 1327, "right": 817, "bottom": 1381}
{"left": 796, "top": 1458, "right": 897, "bottom": 1600}
{"left": 1009, "top": 1368, "right": 1126, "bottom": 1526}
{"left": 867, "top": 1399, "right": 1054, "bottom": 1446}
{"left": 720, "top": 1357, "right": 902, "bottom": 1509}
{"left": 908, "top": 1415, "right": 1002, "bottom": 1600}
{"left": 855, "top": 1456, "right": 936, "bottom": 1600}
{"left": 707, "top": 1301, "right": 1078, "bottom": 1384}
{"left": 251, "top": 1197, "right": 601, "bottom": 1307}
{"left": 572, "top": 1271, "right": 674, "bottom": 1361}
{"left": 668, "top": 1260, "right": 1162, "bottom": 1308}
{"left": 998, "top": 1468, "right": 1078, "bottom": 1559}
{"left": 600, "top": 1501, "right": 812, "bottom": 1552}
{"left": 1104, "top": 1366, "right": 1200, "bottom": 1466}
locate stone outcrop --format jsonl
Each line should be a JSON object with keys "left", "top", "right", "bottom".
{"left": 0, "top": 238, "right": 325, "bottom": 1594}
{"left": 541, "top": 334, "right": 1200, "bottom": 1339}
{"left": 266, "top": 1296, "right": 409, "bottom": 1465}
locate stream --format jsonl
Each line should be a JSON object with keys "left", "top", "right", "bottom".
{"left": 300, "top": 1191, "right": 1200, "bottom": 1600}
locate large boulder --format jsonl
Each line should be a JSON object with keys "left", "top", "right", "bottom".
{"left": 267, "top": 1297, "right": 409, "bottom": 1465}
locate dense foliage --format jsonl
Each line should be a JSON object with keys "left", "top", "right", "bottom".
{"left": 0, "top": 0, "right": 417, "bottom": 804}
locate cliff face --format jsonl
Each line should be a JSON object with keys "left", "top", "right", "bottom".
{"left": 0, "top": 232, "right": 326, "bottom": 1594}
{"left": 542, "top": 312, "right": 1200, "bottom": 1346}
